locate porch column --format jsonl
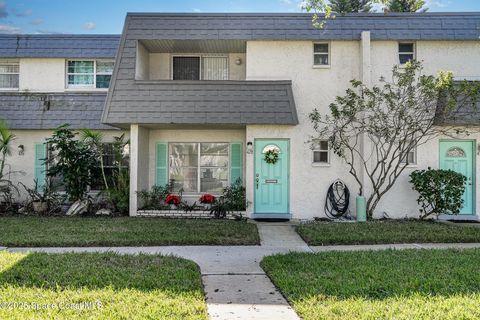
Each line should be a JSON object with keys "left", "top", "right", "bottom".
{"left": 129, "top": 124, "right": 150, "bottom": 216}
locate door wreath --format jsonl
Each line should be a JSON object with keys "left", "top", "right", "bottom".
{"left": 264, "top": 149, "right": 279, "bottom": 164}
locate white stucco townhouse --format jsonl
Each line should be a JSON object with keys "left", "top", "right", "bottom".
{"left": 1, "top": 12, "right": 480, "bottom": 220}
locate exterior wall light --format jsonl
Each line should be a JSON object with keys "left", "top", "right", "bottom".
{"left": 246, "top": 141, "right": 253, "bottom": 154}
{"left": 18, "top": 144, "right": 25, "bottom": 156}
{"left": 235, "top": 58, "right": 242, "bottom": 65}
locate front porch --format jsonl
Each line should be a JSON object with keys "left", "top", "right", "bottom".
{"left": 129, "top": 126, "right": 248, "bottom": 216}
{"left": 128, "top": 126, "right": 296, "bottom": 219}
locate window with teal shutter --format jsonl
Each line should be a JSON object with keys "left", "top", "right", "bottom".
{"left": 156, "top": 143, "right": 168, "bottom": 186}
{"left": 230, "top": 143, "right": 243, "bottom": 185}
{"left": 34, "top": 143, "right": 46, "bottom": 191}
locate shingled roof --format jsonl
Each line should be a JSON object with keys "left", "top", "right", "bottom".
{"left": 0, "top": 34, "right": 120, "bottom": 59}
{"left": 102, "top": 80, "right": 298, "bottom": 126}
{"left": 124, "top": 12, "right": 480, "bottom": 41}
{"left": 0, "top": 92, "right": 113, "bottom": 130}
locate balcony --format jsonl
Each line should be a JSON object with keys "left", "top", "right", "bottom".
{"left": 135, "top": 40, "right": 246, "bottom": 81}
{"left": 103, "top": 38, "right": 297, "bottom": 127}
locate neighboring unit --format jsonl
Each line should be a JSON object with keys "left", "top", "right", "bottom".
{"left": 0, "top": 35, "right": 126, "bottom": 193}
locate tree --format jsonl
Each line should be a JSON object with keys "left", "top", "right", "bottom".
{"left": 330, "top": 0, "right": 373, "bottom": 13}
{"left": 385, "top": 0, "right": 427, "bottom": 12}
{"left": 309, "top": 61, "right": 480, "bottom": 218}
{"left": 303, "top": 0, "right": 427, "bottom": 28}
{"left": 46, "top": 125, "right": 99, "bottom": 202}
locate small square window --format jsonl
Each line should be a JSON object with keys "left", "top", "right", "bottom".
{"left": 312, "top": 140, "right": 329, "bottom": 164}
{"left": 399, "top": 43, "right": 415, "bottom": 65}
{"left": 401, "top": 145, "right": 417, "bottom": 165}
{"left": 313, "top": 43, "right": 329, "bottom": 66}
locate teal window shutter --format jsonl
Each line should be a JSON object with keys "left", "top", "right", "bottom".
{"left": 156, "top": 143, "right": 168, "bottom": 186}
{"left": 34, "top": 143, "right": 46, "bottom": 191}
{"left": 230, "top": 143, "right": 243, "bottom": 185}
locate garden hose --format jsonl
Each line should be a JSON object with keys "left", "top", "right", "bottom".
{"left": 324, "top": 180, "right": 350, "bottom": 219}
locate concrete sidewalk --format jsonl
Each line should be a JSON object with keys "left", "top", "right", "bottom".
{"left": 5, "top": 223, "right": 480, "bottom": 320}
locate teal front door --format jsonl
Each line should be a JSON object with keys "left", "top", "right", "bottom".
{"left": 439, "top": 140, "right": 475, "bottom": 215}
{"left": 254, "top": 140, "right": 289, "bottom": 214}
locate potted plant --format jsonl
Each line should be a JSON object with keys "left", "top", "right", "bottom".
{"left": 21, "top": 180, "right": 61, "bottom": 214}
{"left": 164, "top": 194, "right": 181, "bottom": 210}
{"left": 199, "top": 194, "right": 216, "bottom": 210}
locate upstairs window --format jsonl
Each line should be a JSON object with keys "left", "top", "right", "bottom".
{"left": 67, "top": 60, "right": 114, "bottom": 89}
{"left": 172, "top": 56, "right": 228, "bottom": 80}
{"left": 313, "top": 43, "right": 329, "bottom": 66}
{"left": 398, "top": 43, "right": 415, "bottom": 65}
{"left": 0, "top": 60, "right": 19, "bottom": 89}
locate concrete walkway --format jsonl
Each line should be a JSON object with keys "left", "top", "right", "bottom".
{"left": 6, "top": 223, "right": 480, "bottom": 320}
{"left": 8, "top": 222, "right": 307, "bottom": 320}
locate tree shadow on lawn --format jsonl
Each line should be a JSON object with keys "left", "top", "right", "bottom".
{"left": 0, "top": 252, "right": 207, "bottom": 319}
{"left": 261, "top": 249, "right": 480, "bottom": 319}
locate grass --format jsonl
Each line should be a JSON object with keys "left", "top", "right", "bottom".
{"left": 0, "top": 217, "right": 259, "bottom": 247}
{"left": 262, "top": 249, "right": 480, "bottom": 320}
{"left": 296, "top": 220, "right": 480, "bottom": 245}
{"left": 0, "top": 251, "right": 207, "bottom": 319}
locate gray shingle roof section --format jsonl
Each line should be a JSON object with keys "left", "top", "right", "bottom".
{"left": 124, "top": 12, "right": 480, "bottom": 41}
{"left": 0, "top": 92, "right": 114, "bottom": 129}
{"left": 103, "top": 80, "right": 298, "bottom": 125}
{"left": 435, "top": 99, "right": 480, "bottom": 126}
{"left": 0, "top": 35, "right": 120, "bottom": 58}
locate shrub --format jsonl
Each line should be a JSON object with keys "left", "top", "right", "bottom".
{"left": 410, "top": 168, "right": 466, "bottom": 219}
{"left": 46, "top": 125, "right": 99, "bottom": 202}
{"left": 209, "top": 179, "right": 248, "bottom": 219}
{"left": 137, "top": 183, "right": 172, "bottom": 210}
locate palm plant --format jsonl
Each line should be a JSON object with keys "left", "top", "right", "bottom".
{"left": 80, "top": 129, "right": 108, "bottom": 190}
{"left": 0, "top": 120, "right": 15, "bottom": 179}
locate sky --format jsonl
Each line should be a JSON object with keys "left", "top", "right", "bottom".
{"left": 0, "top": 0, "right": 479, "bottom": 34}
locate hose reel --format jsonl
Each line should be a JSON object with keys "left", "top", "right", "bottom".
{"left": 324, "top": 179, "right": 350, "bottom": 219}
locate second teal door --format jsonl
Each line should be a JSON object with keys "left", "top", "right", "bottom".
{"left": 254, "top": 140, "right": 289, "bottom": 214}
{"left": 439, "top": 140, "right": 475, "bottom": 215}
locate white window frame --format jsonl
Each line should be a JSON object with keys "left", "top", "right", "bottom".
{"left": 0, "top": 60, "right": 20, "bottom": 90}
{"left": 398, "top": 42, "right": 416, "bottom": 65}
{"left": 65, "top": 59, "right": 114, "bottom": 90}
{"left": 313, "top": 42, "right": 330, "bottom": 68}
{"left": 400, "top": 145, "right": 417, "bottom": 166}
{"left": 312, "top": 140, "right": 330, "bottom": 166}
{"left": 168, "top": 142, "right": 231, "bottom": 194}
{"left": 170, "top": 55, "right": 229, "bottom": 80}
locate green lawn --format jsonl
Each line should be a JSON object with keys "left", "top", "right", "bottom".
{"left": 0, "top": 251, "right": 207, "bottom": 319}
{"left": 262, "top": 249, "right": 480, "bottom": 320}
{"left": 297, "top": 220, "right": 480, "bottom": 245}
{"left": 0, "top": 217, "right": 259, "bottom": 247}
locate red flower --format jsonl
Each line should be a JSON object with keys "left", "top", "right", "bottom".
{"left": 200, "top": 194, "right": 216, "bottom": 204}
{"left": 165, "top": 194, "right": 181, "bottom": 205}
